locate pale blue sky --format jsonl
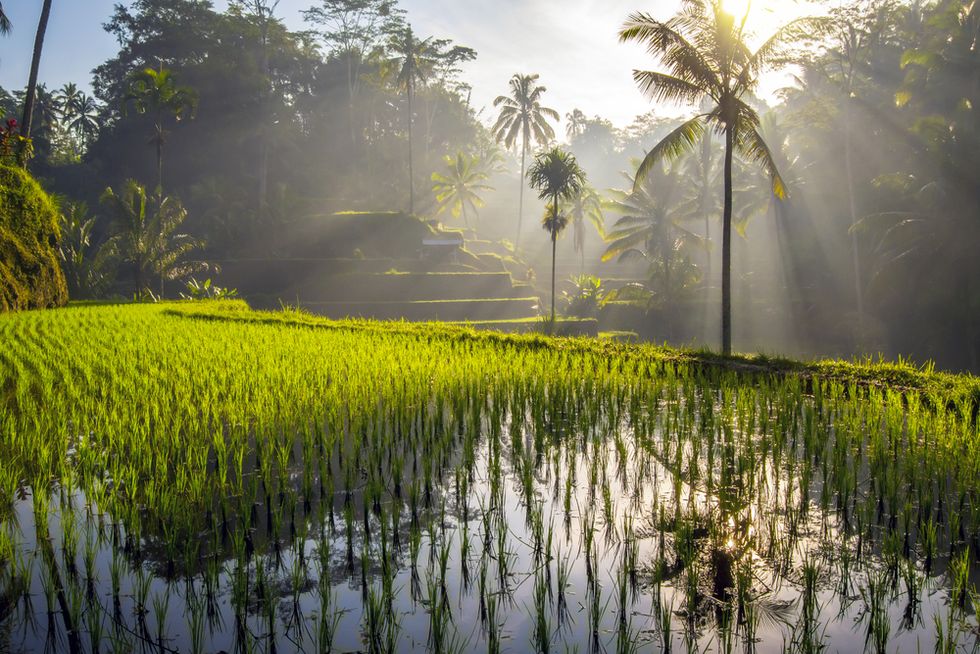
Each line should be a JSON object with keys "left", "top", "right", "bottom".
{"left": 0, "top": 0, "right": 818, "bottom": 129}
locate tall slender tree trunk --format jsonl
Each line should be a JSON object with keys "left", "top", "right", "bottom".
{"left": 258, "top": 15, "right": 270, "bottom": 227}
{"left": 722, "top": 124, "right": 734, "bottom": 356}
{"left": 551, "top": 237, "right": 557, "bottom": 322}
{"left": 843, "top": 101, "right": 864, "bottom": 330}
{"left": 551, "top": 193, "right": 558, "bottom": 321}
{"left": 407, "top": 84, "right": 415, "bottom": 215}
{"left": 155, "top": 118, "right": 164, "bottom": 194}
{"left": 701, "top": 132, "right": 713, "bottom": 285}
{"left": 516, "top": 136, "right": 527, "bottom": 249}
{"left": 19, "top": 0, "right": 53, "bottom": 160}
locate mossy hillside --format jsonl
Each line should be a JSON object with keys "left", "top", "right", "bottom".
{"left": 0, "top": 165, "right": 67, "bottom": 311}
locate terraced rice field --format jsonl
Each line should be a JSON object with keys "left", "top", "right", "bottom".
{"left": 0, "top": 302, "right": 978, "bottom": 653}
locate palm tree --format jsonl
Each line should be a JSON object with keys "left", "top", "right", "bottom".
{"left": 124, "top": 65, "right": 197, "bottom": 194}
{"left": 566, "top": 108, "right": 587, "bottom": 140}
{"left": 492, "top": 74, "right": 559, "bottom": 249}
{"left": 68, "top": 94, "right": 99, "bottom": 142}
{"left": 19, "top": 0, "right": 52, "bottom": 158}
{"left": 101, "top": 180, "right": 203, "bottom": 298}
{"left": 603, "top": 162, "right": 703, "bottom": 311}
{"left": 389, "top": 26, "right": 441, "bottom": 215}
{"left": 55, "top": 83, "right": 81, "bottom": 120}
{"left": 431, "top": 152, "right": 495, "bottom": 231}
{"left": 528, "top": 147, "right": 586, "bottom": 321}
{"left": 59, "top": 202, "right": 117, "bottom": 299}
{"left": 619, "top": 1, "right": 818, "bottom": 354}
{"left": 562, "top": 184, "right": 604, "bottom": 271}
{"left": 0, "top": 2, "right": 12, "bottom": 35}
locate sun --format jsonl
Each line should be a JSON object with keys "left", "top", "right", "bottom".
{"left": 721, "top": 0, "right": 755, "bottom": 23}
{"left": 719, "top": 0, "right": 820, "bottom": 42}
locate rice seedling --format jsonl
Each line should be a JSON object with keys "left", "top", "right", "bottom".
{"left": 1, "top": 302, "right": 979, "bottom": 652}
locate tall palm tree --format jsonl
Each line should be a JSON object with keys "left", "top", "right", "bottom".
{"left": 19, "top": 0, "right": 52, "bottom": 157}
{"left": 124, "top": 65, "right": 197, "bottom": 194}
{"left": 389, "top": 26, "right": 441, "bottom": 215}
{"left": 562, "top": 184, "right": 604, "bottom": 271}
{"left": 101, "top": 180, "right": 203, "bottom": 298}
{"left": 492, "top": 74, "right": 559, "bottom": 249}
{"left": 619, "top": 0, "right": 818, "bottom": 354}
{"left": 431, "top": 152, "right": 494, "bottom": 231}
{"left": 528, "top": 147, "right": 586, "bottom": 321}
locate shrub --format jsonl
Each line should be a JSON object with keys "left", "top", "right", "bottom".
{"left": 0, "top": 165, "right": 68, "bottom": 311}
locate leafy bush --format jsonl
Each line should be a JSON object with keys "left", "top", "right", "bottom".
{"left": 0, "top": 165, "right": 68, "bottom": 311}
{"left": 180, "top": 278, "right": 239, "bottom": 301}
{"left": 563, "top": 275, "right": 606, "bottom": 318}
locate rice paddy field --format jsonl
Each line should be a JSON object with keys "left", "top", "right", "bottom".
{"left": 1, "top": 301, "right": 979, "bottom": 654}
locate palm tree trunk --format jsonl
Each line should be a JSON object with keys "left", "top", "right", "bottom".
{"left": 516, "top": 136, "right": 527, "bottom": 249}
{"left": 135, "top": 254, "right": 143, "bottom": 299}
{"left": 156, "top": 119, "right": 164, "bottom": 194}
{"left": 19, "top": 0, "right": 53, "bottom": 160}
{"left": 407, "top": 83, "right": 415, "bottom": 215}
{"left": 551, "top": 234, "right": 557, "bottom": 322}
{"left": 722, "top": 124, "right": 734, "bottom": 356}
{"left": 843, "top": 102, "right": 864, "bottom": 329}
{"left": 258, "top": 16, "right": 270, "bottom": 228}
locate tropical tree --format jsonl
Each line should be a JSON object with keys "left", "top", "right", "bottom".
{"left": 58, "top": 202, "right": 117, "bottom": 299}
{"left": 431, "top": 151, "right": 494, "bottom": 231}
{"left": 67, "top": 94, "right": 100, "bottom": 142}
{"left": 19, "top": 0, "right": 52, "bottom": 157}
{"left": 101, "top": 180, "right": 203, "bottom": 298}
{"left": 562, "top": 184, "right": 604, "bottom": 271}
{"left": 388, "top": 26, "right": 442, "bottom": 215}
{"left": 303, "top": 0, "right": 405, "bottom": 147}
{"left": 566, "top": 108, "right": 587, "bottom": 140}
{"left": 492, "top": 73, "right": 559, "bottom": 248}
{"left": 619, "top": 0, "right": 818, "bottom": 354}
{"left": 603, "top": 162, "right": 702, "bottom": 310}
{"left": 124, "top": 65, "right": 198, "bottom": 194}
{"left": 528, "top": 147, "right": 586, "bottom": 321}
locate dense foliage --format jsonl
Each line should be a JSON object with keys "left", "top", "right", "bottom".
{"left": 0, "top": 164, "right": 66, "bottom": 310}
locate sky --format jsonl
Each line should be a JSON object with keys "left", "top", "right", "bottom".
{"left": 0, "top": 0, "right": 822, "bottom": 130}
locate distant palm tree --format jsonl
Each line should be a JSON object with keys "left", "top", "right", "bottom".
{"left": 492, "top": 74, "right": 559, "bottom": 249}
{"left": 620, "top": 0, "right": 818, "bottom": 354}
{"left": 68, "top": 94, "right": 100, "bottom": 142}
{"left": 528, "top": 147, "right": 586, "bottom": 321}
{"left": 101, "top": 180, "right": 203, "bottom": 298}
{"left": 0, "top": 3, "right": 12, "bottom": 35}
{"left": 55, "top": 82, "right": 81, "bottom": 120}
{"left": 124, "top": 65, "right": 197, "bottom": 194}
{"left": 19, "top": 0, "right": 53, "bottom": 156}
{"left": 565, "top": 108, "right": 587, "bottom": 140}
{"left": 603, "top": 162, "right": 702, "bottom": 309}
{"left": 431, "top": 152, "right": 494, "bottom": 231}
{"left": 562, "top": 184, "right": 604, "bottom": 271}
{"left": 389, "top": 26, "right": 441, "bottom": 215}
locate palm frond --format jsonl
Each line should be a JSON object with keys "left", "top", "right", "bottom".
{"left": 634, "top": 115, "right": 706, "bottom": 191}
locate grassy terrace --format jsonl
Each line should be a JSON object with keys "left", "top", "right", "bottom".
{"left": 1, "top": 301, "right": 978, "bottom": 652}
{"left": 173, "top": 300, "right": 980, "bottom": 406}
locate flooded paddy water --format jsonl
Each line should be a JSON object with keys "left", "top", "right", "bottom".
{"left": 0, "top": 304, "right": 978, "bottom": 653}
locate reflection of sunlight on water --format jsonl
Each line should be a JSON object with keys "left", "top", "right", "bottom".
{"left": 2, "top": 391, "right": 977, "bottom": 653}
